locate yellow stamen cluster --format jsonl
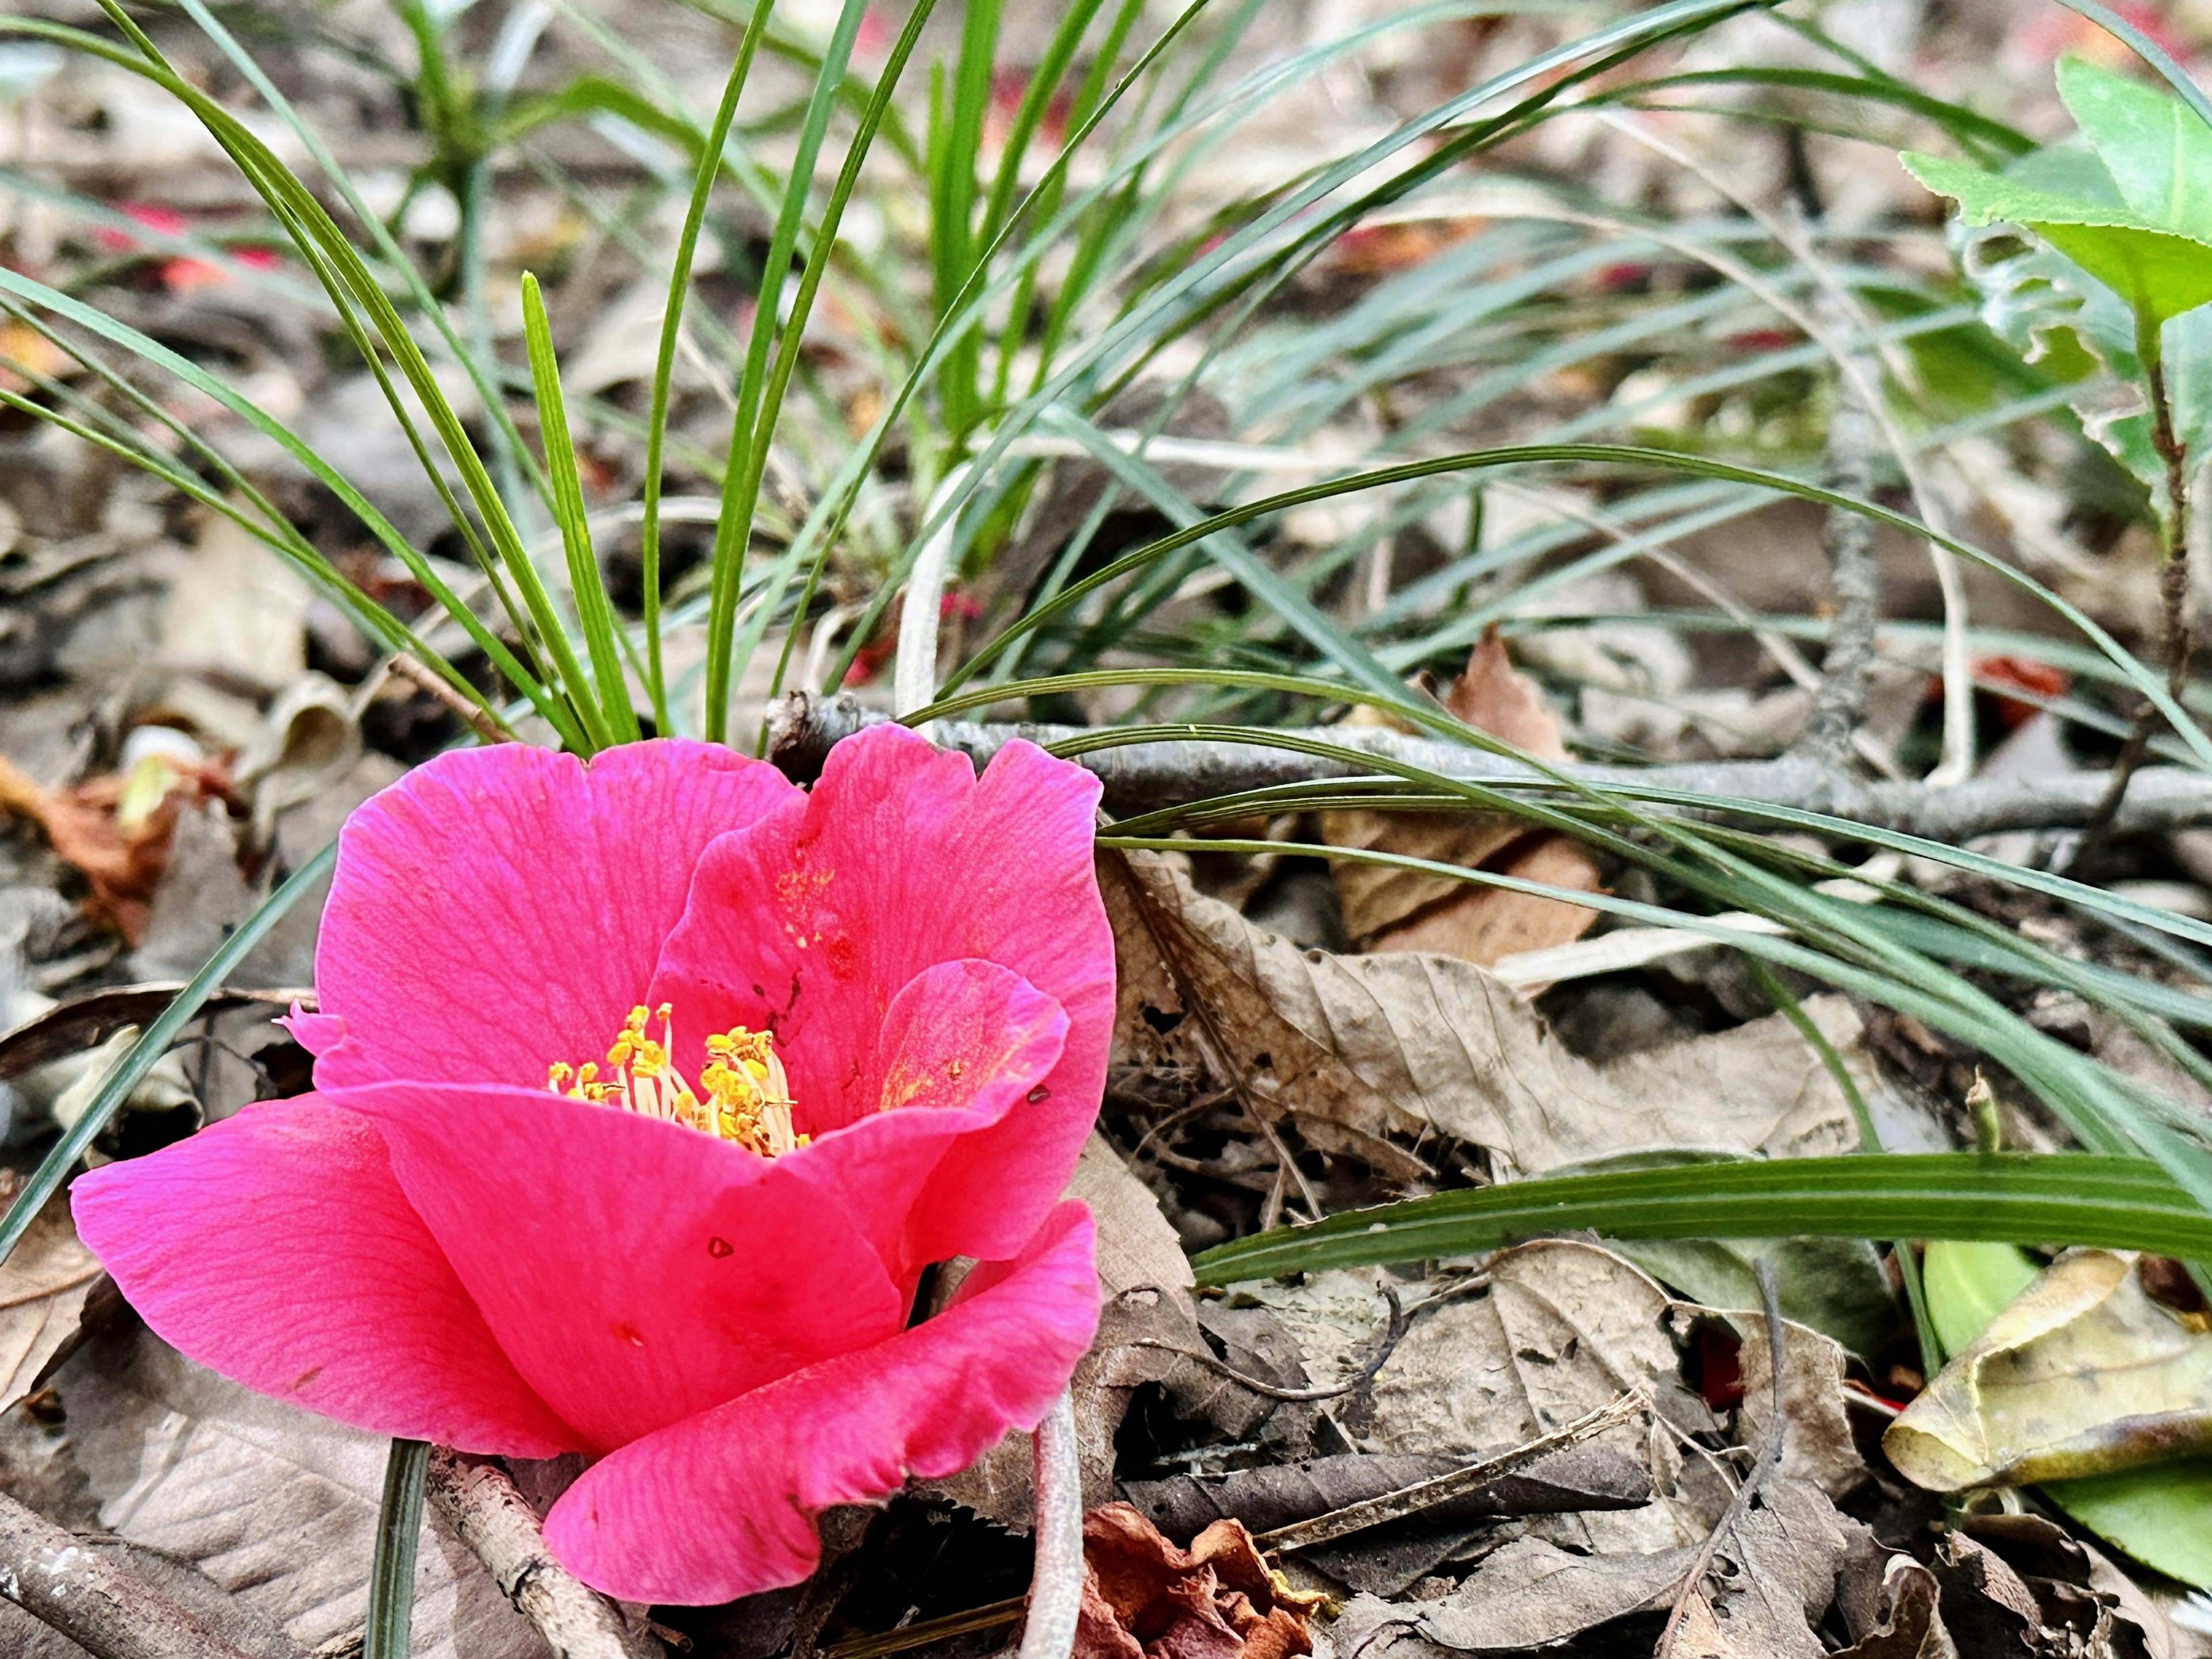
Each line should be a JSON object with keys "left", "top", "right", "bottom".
{"left": 548, "top": 1005, "right": 807, "bottom": 1158}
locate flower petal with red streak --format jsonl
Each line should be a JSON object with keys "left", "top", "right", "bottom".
{"left": 653, "top": 726, "right": 1111, "bottom": 1262}
{"left": 781, "top": 957, "right": 1067, "bottom": 1283}
{"left": 339, "top": 1081, "right": 907, "bottom": 1453}
{"left": 313, "top": 740, "right": 799, "bottom": 1092}
{"left": 71, "top": 1098, "right": 580, "bottom": 1456}
{"left": 541, "top": 1199, "right": 1099, "bottom": 1604}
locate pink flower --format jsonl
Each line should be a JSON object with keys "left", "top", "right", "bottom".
{"left": 72, "top": 726, "right": 1112, "bottom": 1605}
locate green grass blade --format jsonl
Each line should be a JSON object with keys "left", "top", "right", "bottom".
{"left": 639, "top": 0, "right": 777, "bottom": 733}
{"left": 365, "top": 1439, "right": 428, "bottom": 1659}
{"left": 1191, "top": 1154, "right": 2212, "bottom": 1283}
{"left": 0, "top": 840, "right": 339, "bottom": 1266}
{"left": 702, "top": 0, "right": 874, "bottom": 740}
{"left": 521, "top": 272, "right": 635, "bottom": 748}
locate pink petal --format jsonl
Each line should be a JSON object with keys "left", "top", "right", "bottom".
{"left": 781, "top": 958, "right": 1067, "bottom": 1284}
{"left": 71, "top": 1099, "right": 579, "bottom": 1456}
{"left": 652, "top": 726, "right": 1111, "bottom": 1262}
{"left": 313, "top": 740, "right": 800, "bottom": 1092}
{"left": 338, "top": 1080, "right": 908, "bottom": 1453}
{"left": 541, "top": 1199, "right": 1100, "bottom": 1604}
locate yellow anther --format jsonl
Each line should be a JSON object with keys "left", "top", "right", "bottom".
{"left": 546, "top": 1012, "right": 801, "bottom": 1157}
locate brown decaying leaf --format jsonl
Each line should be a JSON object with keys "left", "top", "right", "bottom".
{"left": 0, "top": 751, "right": 228, "bottom": 946}
{"left": 1106, "top": 848, "right": 1864, "bottom": 1180}
{"left": 0, "top": 1171, "right": 103, "bottom": 1414}
{"left": 1886, "top": 1248, "right": 2212, "bottom": 1490}
{"left": 1323, "top": 628, "right": 1601, "bottom": 967}
{"left": 56, "top": 1325, "right": 544, "bottom": 1658}
{"left": 1666, "top": 1476, "right": 1856, "bottom": 1659}
{"left": 1076, "top": 1503, "right": 1324, "bottom": 1659}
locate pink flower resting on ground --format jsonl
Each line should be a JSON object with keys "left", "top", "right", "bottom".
{"left": 71, "top": 726, "right": 1112, "bottom": 1605}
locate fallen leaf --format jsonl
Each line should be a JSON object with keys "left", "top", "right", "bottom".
{"left": 1832, "top": 1541, "right": 1949, "bottom": 1659}
{"left": 54, "top": 1325, "right": 547, "bottom": 1658}
{"left": 0, "top": 1170, "right": 103, "bottom": 1414}
{"left": 1323, "top": 630, "right": 1602, "bottom": 967}
{"left": 1369, "top": 1536, "right": 1699, "bottom": 1651}
{"left": 1887, "top": 1248, "right": 2212, "bottom": 1490}
{"left": 1682, "top": 1306, "right": 1869, "bottom": 1500}
{"left": 1077, "top": 1503, "right": 1324, "bottom": 1659}
{"left": 1358, "top": 1240, "right": 1725, "bottom": 1557}
{"left": 1921, "top": 1241, "right": 2212, "bottom": 1590}
{"left": 1670, "top": 1476, "right": 1857, "bottom": 1659}
{"left": 1105, "top": 849, "right": 1865, "bottom": 1180}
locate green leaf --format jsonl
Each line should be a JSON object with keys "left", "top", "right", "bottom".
{"left": 1902, "top": 149, "right": 2212, "bottom": 325}
{"left": 2043, "top": 1460, "right": 2212, "bottom": 1588}
{"left": 2057, "top": 54, "right": 2212, "bottom": 237}
{"left": 1922, "top": 1239, "right": 2040, "bottom": 1361}
{"left": 365, "top": 1439, "right": 427, "bottom": 1659}
{"left": 1188, "top": 1155, "right": 2212, "bottom": 1285}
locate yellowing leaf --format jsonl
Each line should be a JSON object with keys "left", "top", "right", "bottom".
{"left": 1885, "top": 1249, "right": 2212, "bottom": 1490}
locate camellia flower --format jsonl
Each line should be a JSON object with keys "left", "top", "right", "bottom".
{"left": 71, "top": 726, "right": 1112, "bottom": 1605}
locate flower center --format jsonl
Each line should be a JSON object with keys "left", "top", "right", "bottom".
{"left": 547, "top": 1005, "right": 807, "bottom": 1157}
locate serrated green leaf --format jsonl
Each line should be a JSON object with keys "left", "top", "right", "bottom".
{"left": 2058, "top": 54, "right": 2212, "bottom": 238}
{"left": 1903, "top": 149, "right": 2212, "bottom": 324}
{"left": 1189, "top": 1155, "right": 2212, "bottom": 1285}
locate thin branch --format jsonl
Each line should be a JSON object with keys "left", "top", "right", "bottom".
{"left": 425, "top": 1449, "right": 662, "bottom": 1659}
{"left": 0, "top": 1489, "right": 271, "bottom": 1659}
{"left": 768, "top": 692, "right": 2212, "bottom": 840}
{"left": 381, "top": 653, "right": 513, "bottom": 745}
{"left": 1256, "top": 1388, "right": 1648, "bottom": 1555}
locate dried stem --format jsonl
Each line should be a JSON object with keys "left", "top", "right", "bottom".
{"left": 425, "top": 1449, "right": 662, "bottom": 1659}
{"left": 770, "top": 692, "right": 2212, "bottom": 841}
{"left": 0, "top": 1488, "right": 269, "bottom": 1659}
{"left": 381, "top": 653, "right": 512, "bottom": 745}
{"left": 1017, "top": 1390, "right": 1084, "bottom": 1659}
{"left": 1257, "top": 1388, "right": 1647, "bottom": 1554}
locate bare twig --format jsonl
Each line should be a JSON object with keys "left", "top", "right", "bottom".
{"left": 381, "top": 653, "right": 512, "bottom": 744}
{"left": 424, "top": 1448, "right": 661, "bottom": 1659}
{"left": 1121, "top": 1284, "right": 1409, "bottom": 1402}
{"left": 1653, "top": 1260, "right": 1789, "bottom": 1659}
{"left": 0, "top": 1489, "right": 270, "bottom": 1659}
{"left": 770, "top": 692, "right": 2212, "bottom": 840}
{"left": 1018, "top": 1390, "right": 1084, "bottom": 1659}
{"left": 1256, "top": 1388, "right": 1648, "bottom": 1555}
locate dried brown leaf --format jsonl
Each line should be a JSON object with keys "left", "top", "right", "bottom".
{"left": 1108, "top": 849, "right": 1865, "bottom": 1179}
{"left": 1323, "top": 631, "right": 1601, "bottom": 966}
{"left": 54, "top": 1326, "right": 545, "bottom": 1658}
{"left": 1077, "top": 1503, "right": 1324, "bottom": 1659}
{"left": 1670, "top": 1477, "right": 1857, "bottom": 1659}
{"left": 0, "top": 1171, "right": 102, "bottom": 1414}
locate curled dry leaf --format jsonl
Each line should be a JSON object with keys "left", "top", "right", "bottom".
{"left": 0, "top": 1169, "right": 104, "bottom": 1414}
{"left": 1886, "top": 1248, "right": 2212, "bottom": 1490}
{"left": 1679, "top": 1306, "right": 1869, "bottom": 1499}
{"left": 1322, "top": 628, "right": 1602, "bottom": 967}
{"left": 1333, "top": 1540, "right": 1700, "bottom": 1655}
{"left": 1076, "top": 1502, "right": 1325, "bottom": 1659}
{"left": 0, "top": 748, "right": 226, "bottom": 946}
{"left": 1105, "top": 849, "right": 1865, "bottom": 1180}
